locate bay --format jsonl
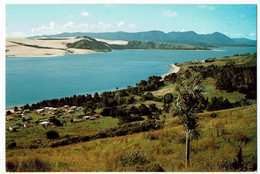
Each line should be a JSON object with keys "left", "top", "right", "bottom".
{"left": 6, "top": 47, "right": 256, "bottom": 108}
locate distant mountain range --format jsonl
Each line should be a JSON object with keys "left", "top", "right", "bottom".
{"left": 30, "top": 30, "right": 256, "bottom": 47}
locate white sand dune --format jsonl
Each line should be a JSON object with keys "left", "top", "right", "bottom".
{"left": 95, "top": 38, "right": 128, "bottom": 45}
{"left": 6, "top": 37, "right": 97, "bottom": 57}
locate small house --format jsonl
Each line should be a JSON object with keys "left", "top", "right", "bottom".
{"left": 83, "top": 116, "right": 91, "bottom": 120}
{"left": 39, "top": 121, "right": 50, "bottom": 127}
{"left": 6, "top": 116, "right": 15, "bottom": 121}
{"left": 71, "top": 106, "right": 77, "bottom": 110}
{"left": 89, "top": 116, "right": 96, "bottom": 120}
{"left": 65, "top": 108, "right": 74, "bottom": 113}
{"left": 36, "top": 109, "right": 44, "bottom": 113}
{"left": 92, "top": 114, "right": 101, "bottom": 118}
{"left": 23, "top": 109, "right": 30, "bottom": 113}
{"left": 8, "top": 125, "right": 20, "bottom": 132}
{"left": 77, "top": 107, "right": 83, "bottom": 111}
{"left": 49, "top": 107, "right": 57, "bottom": 111}
{"left": 24, "top": 122, "right": 34, "bottom": 128}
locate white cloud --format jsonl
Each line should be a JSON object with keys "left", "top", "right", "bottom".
{"left": 225, "top": 32, "right": 245, "bottom": 38}
{"left": 95, "top": 21, "right": 111, "bottom": 30}
{"left": 63, "top": 21, "right": 74, "bottom": 28}
{"left": 29, "top": 20, "right": 137, "bottom": 36}
{"left": 249, "top": 33, "right": 255, "bottom": 36}
{"left": 80, "top": 11, "right": 89, "bottom": 17}
{"left": 162, "top": 11, "right": 178, "bottom": 17}
{"left": 117, "top": 21, "right": 124, "bottom": 27}
{"left": 198, "top": 5, "right": 215, "bottom": 10}
{"left": 31, "top": 21, "right": 87, "bottom": 35}
{"left": 128, "top": 24, "right": 137, "bottom": 28}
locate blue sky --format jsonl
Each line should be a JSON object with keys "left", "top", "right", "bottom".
{"left": 6, "top": 4, "right": 257, "bottom": 39}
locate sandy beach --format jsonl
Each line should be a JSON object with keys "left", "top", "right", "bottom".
{"left": 161, "top": 64, "right": 180, "bottom": 80}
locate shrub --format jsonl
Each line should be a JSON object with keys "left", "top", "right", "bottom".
{"left": 29, "top": 144, "right": 38, "bottom": 149}
{"left": 6, "top": 140, "right": 16, "bottom": 149}
{"left": 6, "top": 158, "right": 51, "bottom": 172}
{"left": 233, "top": 129, "right": 250, "bottom": 143}
{"left": 119, "top": 149, "right": 150, "bottom": 167}
{"left": 46, "top": 130, "right": 59, "bottom": 140}
{"left": 136, "top": 163, "right": 165, "bottom": 172}
{"left": 231, "top": 146, "right": 244, "bottom": 171}
{"left": 199, "top": 137, "right": 216, "bottom": 150}
{"left": 214, "top": 121, "right": 227, "bottom": 137}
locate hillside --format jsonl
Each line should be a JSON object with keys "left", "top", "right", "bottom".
{"left": 6, "top": 53, "right": 257, "bottom": 172}
{"left": 110, "top": 40, "right": 208, "bottom": 50}
{"left": 67, "top": 36, "right": 112, "bottom": 52}
{"left": 29, "top": 30, "right": 257, "bottom": 47}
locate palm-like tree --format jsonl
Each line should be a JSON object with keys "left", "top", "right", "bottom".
{"left": 174, "top": 73, "right": 204, "bottom": 168}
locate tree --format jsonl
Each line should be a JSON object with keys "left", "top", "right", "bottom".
{"left": 46, "top": 130, "right": 59, "bottom": 140}
{"left": 14, "top": 106, "right": 18, "bottom": 112}
{"left": 174, "top": 73, "right": 204, "bottom": 168}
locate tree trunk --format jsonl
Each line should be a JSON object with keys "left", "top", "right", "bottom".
{"left": 186, "top": 130, "right": 190, "bottom": 168}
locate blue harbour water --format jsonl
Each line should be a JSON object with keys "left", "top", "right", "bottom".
{"left": 6, "top": 47, "right": 256, "bottom": 108}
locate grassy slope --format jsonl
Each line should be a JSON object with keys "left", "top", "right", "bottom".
{"left": 6, "top": 53, "right": 257, "bottom": 172}
{"left": 110, "top": 40, "right": 208, "bottom": 50}
{"left": 6, "top": 105, "right": 256, "bottom": 172}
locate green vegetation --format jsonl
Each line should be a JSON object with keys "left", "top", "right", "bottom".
{"left": 110, "top": 40, "right": 208, "bottom": 50}
{"left": 6, "top": 53, "right": 257, "bottom": 172}
{"left": 66, "top": 37, "right": 112, "bottom": 52}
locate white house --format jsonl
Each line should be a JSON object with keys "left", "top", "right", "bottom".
{"left": 36, "top": 109, "right": 44, "bottom": 113}
{"left": 83, "top": 116, "right": 91, "bottom": 120}
{"left": 8, "top": 125, "right": 20, "bottom": 132}
{"left": 39, "top": 121, "right": 50, "bottom": 126}
{"left": 71, "top": 106, "right": 77, "bottom": 110}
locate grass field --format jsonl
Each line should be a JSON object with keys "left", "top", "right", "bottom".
{"left": 6, "top": 105, "right": 257, "bottom": 172}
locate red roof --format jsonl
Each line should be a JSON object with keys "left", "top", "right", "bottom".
{"left": 24, "top": 123, "right": 33, "bottom": 127}
{"left": 92, "top": 114, "right": 101, "bottom": 117}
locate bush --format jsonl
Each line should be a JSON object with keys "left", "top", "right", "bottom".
{"left": 6, "top": 140, "right": 16, "bottom": 149}
{"left": 6, "top": 158, "right": 51, "bottom": 172}
{"left": 233, "top": 129, "right": 250, "bottom": 143}
{"left": 119, "top": 149, "right": 150, "bottom": 167}
{"left": 46, "top": 130, "right": 59, "bottom": 140}
{"left": 136, "top": 163, "right": 165, "bottom": 172}
{"left": 214, "top": 121, "right": 227, "bottom": 137}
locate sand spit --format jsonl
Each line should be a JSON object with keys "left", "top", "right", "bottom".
{"left": 161, "top": 64, "right": 180, "bottom": 80}
{"left": 95, "top": 38, "right": 128, "bottom": 45}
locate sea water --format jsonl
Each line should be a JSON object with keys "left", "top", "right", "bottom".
{"left": 6, "top": 47, "right": 256, "bottom": 108}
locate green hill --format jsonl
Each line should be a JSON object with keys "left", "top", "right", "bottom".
{"left": 110, "top": 40, "right": 208, "bottom": 50}
{"left": 66, "top": 37, "right": 112, "bottom": 52}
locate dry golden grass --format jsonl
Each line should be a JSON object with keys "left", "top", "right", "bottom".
{"left": 6, "top": 105, "right": 256, "bottom": 172}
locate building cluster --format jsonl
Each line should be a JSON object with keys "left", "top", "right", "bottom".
{"left": 6, "top": 105, "right": 102, "bottom": 132}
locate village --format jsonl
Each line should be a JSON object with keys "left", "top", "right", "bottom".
{"left": 6, "top": 105, "right": 103, "bottom": 132}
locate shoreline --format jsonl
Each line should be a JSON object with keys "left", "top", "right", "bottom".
{"left": 6, "top": 64, "right": 180, "bottom": 110}
{"left": 161, "top": 64, "right": 180, "bottom": 80}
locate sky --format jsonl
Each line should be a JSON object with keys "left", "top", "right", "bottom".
{"left": 6, "top": 4, "right": 257, "bottom": 39}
